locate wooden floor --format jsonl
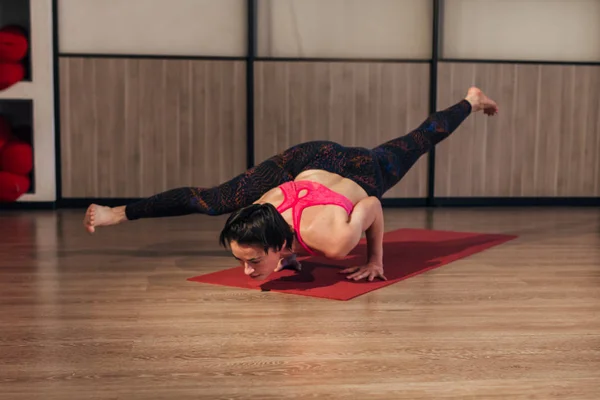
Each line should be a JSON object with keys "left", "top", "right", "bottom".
{"left": 1, "top": 207, "right": 599, "bottom": 399}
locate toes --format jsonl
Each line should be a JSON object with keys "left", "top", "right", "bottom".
{"left": 83, "top": 205, "right": 97, "bottom": 233}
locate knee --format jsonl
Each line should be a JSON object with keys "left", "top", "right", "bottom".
{"left": 184, "top": 188, "right": 227, "bottom": 216}
{"left": 190, "top": 197, "right": 228, "bottom": 216}
{"left": 203, "top": 208, "right": 222, "bottom": 216}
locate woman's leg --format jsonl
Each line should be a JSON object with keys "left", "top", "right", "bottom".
{"left": 123, "top": 156, "right": 294, "bottom": 220}
{"left": 83, "top": 141, "right": 326, "bottom": 232}
{"left": 373, "top": 87, "right": 498, "bottom": 194}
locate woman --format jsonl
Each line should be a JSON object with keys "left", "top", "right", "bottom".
{"left": 84, "top": 87, "right": 498, "bottom": 282}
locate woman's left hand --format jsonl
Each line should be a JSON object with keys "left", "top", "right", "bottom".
{"left": 274, "top": 253, "right": 302, "bottom": 273}
{"left": 340, "top": 263, "right": 387, "bottom": 282}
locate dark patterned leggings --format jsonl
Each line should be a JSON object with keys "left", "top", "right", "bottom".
{"left": 124, "top": 100, "right": 472, "bottom": 220}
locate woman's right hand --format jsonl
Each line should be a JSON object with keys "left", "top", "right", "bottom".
{"left": 340, "top": 262, "right": 387, "bottom": 282}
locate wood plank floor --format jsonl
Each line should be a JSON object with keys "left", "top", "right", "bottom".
{"left": 1, "top": 207, "right": 599, "bottom": 399}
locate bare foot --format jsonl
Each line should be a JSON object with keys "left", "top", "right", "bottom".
{"left": 465, "top": 86, "right": 499, "bottom": 116}
{"left": 83, "top": 204, "right": 126, "bottom": 234}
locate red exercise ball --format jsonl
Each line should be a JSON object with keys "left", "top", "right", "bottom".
{"left": 0, "top": 139, "right": 33, "bottom": 175}
{"left": 0, "top": 171, "right": 30, "bottom": 202}
{"left": 0, "top": 25, "right": 28, "bottom": 62}
{"left": 0, "top": 62, "right": 25, "bottom": 90}
{"left": 0, "top": 115, "right": 12, "bottom": 151}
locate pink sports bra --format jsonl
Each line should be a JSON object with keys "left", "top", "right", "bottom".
{"left": 276, "top": 180, "right": 354, "bottom": 255}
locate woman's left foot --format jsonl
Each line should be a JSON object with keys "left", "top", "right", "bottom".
{"left": 83, "top": 204, "right": 126, "bottom": 233}
{"left": 465, "top": 87, "right": 499, "bottom": 116}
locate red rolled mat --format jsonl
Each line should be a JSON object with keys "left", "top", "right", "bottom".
{"left": 0, "top": 62, "right": 25, "bottom": 90}
{"left": 0, "top": 26, "right": 28, "bottom": 62}
{"left": 0, "top": 116, "right": 12, "bottom": 151}
{"left": 0, "top": 171, "right": 30, "bottom": 202}
{"left": 0, "top": 139, "right": 33, "bottom": 175}
{"left": 187, "top": 228, "right": 518, "bottom": 301}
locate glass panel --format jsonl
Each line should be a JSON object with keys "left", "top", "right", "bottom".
{"left": 258, "top": 0, "right": 432, "bottom": 59}
{"left": 58, "top": 0, "right": 246, "bottom": 56}
{"left": 442, "top": 0, "right": 600, "bottom": 62}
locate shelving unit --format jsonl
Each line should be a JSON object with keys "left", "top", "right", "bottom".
{"left": 0, "top": 0, "right": 56, "bottom": 203}
{"left": 0, "top": 100, "right": 34, "bottom": 193}
{"left": 0, "top": 0, "right": 31, "bottom": 80}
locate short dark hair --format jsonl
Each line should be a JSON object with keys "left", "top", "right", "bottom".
{"left": 219, "top": 203, "right": 293, "bottom": 253}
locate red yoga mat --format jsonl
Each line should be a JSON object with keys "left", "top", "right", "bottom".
{"left": 0, "top": 26, "right": 29, "bottom": 62}
{"left": 0, "top": 171, "right": 30, "bottom": 202}
{"left": 0, "top": 139, "right": 33, "bottom": 175}
{"left": 0, "top": 62, "right": 25, "bottom": 90}
{"left": 187, "top": 228, "right": 517, "bottom": 301}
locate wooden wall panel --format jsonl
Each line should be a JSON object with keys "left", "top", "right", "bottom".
{"left": 435, "top": 62, "right": 600, "bottom": 197}
{"left": 59, "top": 57, "right": 246, "bottom": 198}
{"left": 254, "top": 61, "right": 430, "bottom": 198}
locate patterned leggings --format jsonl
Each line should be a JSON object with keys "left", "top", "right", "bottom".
{"left": 124, "top": 100, "right": 472, "bottom": 220}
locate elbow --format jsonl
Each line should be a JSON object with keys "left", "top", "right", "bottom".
{"left": 323, "top": 247, "right": 350, "bottom": 260}
{"left": 321, "top": 231, "right": 357, "bottom": 260}
{"left": 323, "top": 249, "right": 350, "bottom": 260}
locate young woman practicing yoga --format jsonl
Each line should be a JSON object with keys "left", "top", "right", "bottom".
{"left": 84, "top": 87, "right": 498, "bottom": 282}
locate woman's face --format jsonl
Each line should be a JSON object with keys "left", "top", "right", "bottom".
{"left": 229, "top": 241, "right": 283, "bottom": 281}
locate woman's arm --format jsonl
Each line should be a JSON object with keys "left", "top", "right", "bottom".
{"left": 321, "top": 196, "right": 384, "bottom": 263}
{"left": 329, "top": 196, "right": 387, "bottom": 281}
{"left": 293, "top": 196, "right": 386, "bottom": 281}
{"left": 350, "top": 196, "right": 384, "bottom": 265}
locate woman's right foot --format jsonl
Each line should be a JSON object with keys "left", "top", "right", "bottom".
{"left": 83, "top": 204, "right": 126, "bottom": 233}
{"left": 465, "top": 86, "right": 499, "bottom": 116}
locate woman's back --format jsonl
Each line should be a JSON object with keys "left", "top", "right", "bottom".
{"left": 255, "top": 169, "right": 370, "bottom": 254}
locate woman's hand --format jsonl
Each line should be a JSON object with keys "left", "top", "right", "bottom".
{"left": 340, "top": 262, "right": 387, "bottom": 282}
{"left": 274, "top": 253, "right": 302, "bottom": 273}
